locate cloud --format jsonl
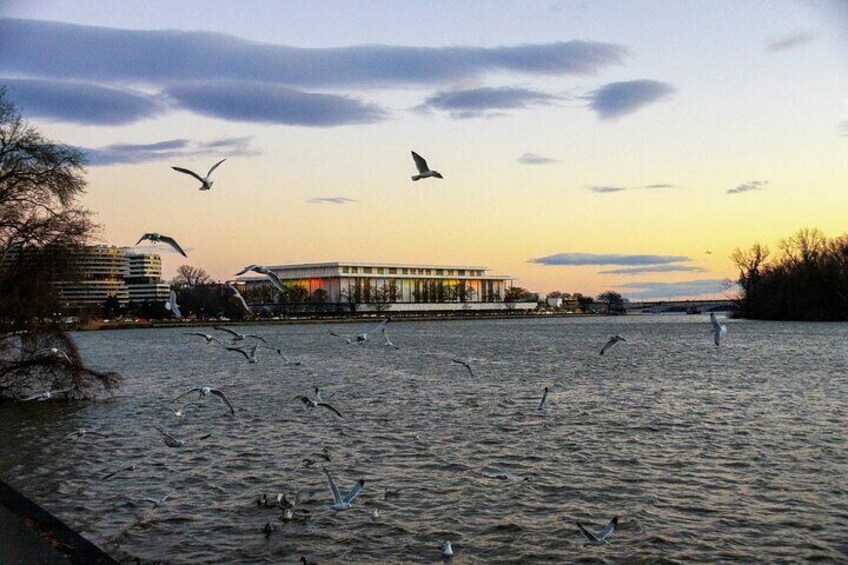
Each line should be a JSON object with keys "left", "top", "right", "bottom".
{"left": 767, "top": 32, "right": 815, "bottom": 53}
{"left": 640, "top": 183, "right": 676, "bottom": 189}
{"left": 517, "top": 152, "right": 558, "bottom": 165}
{"left": 307, "top": 197, "right": 358, "bottom": 204}
{"left": 1, "top": 77, "right": 162, "bottom": 125}
{"left": 599, "top": 264, "right": 707, "bottom": 275}
{"left": 418, "top": 86, "right": 559, "bottom": 118}
{"left": 529, "top": 253, "right": 690, "bottom": 266}
{"left": 616, "top": 279, "right": 731, "bottom": 299}
{"left": 588, "top": 185, "right": 626, "bottom": 193}
{"left": 584, "top": 79, "right": 675, "bottom": 119}
{"left": 0, "top": 18, "right": 625, "bottom": 88}
{"left": 84, "top": 137, "right": 258, "bottom": 166}
{"left": 727, "top": 180, "right": 767, "bottom": 194}
{"left": 164, "top": 82, "right": 386, "bottom": 126}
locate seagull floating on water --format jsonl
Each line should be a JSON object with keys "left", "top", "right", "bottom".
{"left": 451, "top": 358, "right": 474, "bottom": 377}
{"left": 710, "top": 313, "right": 727, "bottom": 346}
{"left": 576, "top": 516, "right": 618, "bottom": 545}
{"left": 411, "top": 151, "right": 443, "bottom": 181}
{"left": 234, "top": 265, "right": 285, "bottom": 292}
{"left": 537, "top": 386, "right": 549, "bottom": 410}
{"left": 171, "top": 386, "right": 235, "bottom": 415}
{"left": 165, "top": 289, "right": 181, "bottom": 318}
{"left": 600, "top": 335, "right": 626, "bottom": 355}
{"left": 171, "top": 159, "right": 226, "bottom": 191}
{"left": 135, "top": 233, "right": 187, "bottom": 257}
{"left": 323, "top": 466, "right": 364, "bottom": 511}
{"left": 441, "top": 541, "right": 454, "bottom": 558}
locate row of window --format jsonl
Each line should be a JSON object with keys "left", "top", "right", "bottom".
{"left": 339, "top": 266, "right": 483, "bottom": 276}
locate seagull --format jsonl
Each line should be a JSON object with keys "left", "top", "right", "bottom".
{"left": 411, "top": 151, "right": 443, "bottom": 181}
{"left": 576, "top": 516, "right": 618, "bottom": 545}
{"left": 710, "top": 313, "right": 727, "bottom": 346}
{"left": 600, "top": 335, "right": 626, "bottom": 355}
{"left": 102, "top": 464, "right": 136, "bottom": 480}
{"left": 225, "top": 342, "right": 261, "bottom": 364}
{"left": 213, "top": 326, "right": 266, "bottom": 343}
{"left": 172, "top": 403, "right": 191, "bottom": 418}
{"left": 154, "top": 426, "right": 184, "bottom": 448}
{"left": 371, "top": 508, "right": 380, "bottom": 520}
{"left": 171, "top": 386, "right": 235, "bottom": 415}
{"left": 441, "top": 541, "right": 454, "bottom": 558}
{"left": 294, "top": 390, "right": 343, "bottom": 418}
{"left": 165, "top": 289, "right": 181, "bottom": 318}
{"left": 537, "top": 386, "right": 549, "bottom": 411}
{"left": 142, "top": 494, "right": 170, "bottom": 508}
{"left": 452, "top": 359, "right": 474, "bottom": 377}
{"left": 135, "top": 233, "right": 187, "bottom": 257}
{"left": 262, "top": 522, "right": 277, "bottom": 538}
{"left": 20, "top": 385, "right": 77, "bottom": 402}
{"left": 234, "top": 265, "right": 285, "bottom": 292}
{"left": 33, "top": 347, "right": 71, "bottom": 363}
{"left": 323, "top": 467, "right": 364, "bottom": 511}
{"left": 705, "top": 250, "right": 713, "bottom": 255}
{"left": 65, "top": 428, "right": 109, "bottom": 441}
{"left": 381, "top": 329, "right": 399, "bottom": 349}
{"left": 184, "top": 332, "right": 226, "bottom": 345}
{"left": 275, "top": 349, "right": 301, "bottom": 366}
{"left": 171, "top": 159, "right": 226, "bottom": 191}
{"left": 226, "top": 282, "right": 251, "bottom": 314}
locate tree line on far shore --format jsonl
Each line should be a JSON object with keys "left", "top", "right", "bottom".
{"left": 732, "top": 228, "right": 848, "bottom": 321}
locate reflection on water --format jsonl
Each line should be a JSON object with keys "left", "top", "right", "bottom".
{"left": 1, "top": 315, "right": 847, "bottom": 563}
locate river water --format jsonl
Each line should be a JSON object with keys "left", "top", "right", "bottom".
{"left": 1, "top": 315, "right": 846, "bottom": 564}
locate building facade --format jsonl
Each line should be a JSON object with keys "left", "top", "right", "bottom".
{"left": 123, "top": 251, "right": 171, "bottom": 302}
{"left": 241, "top": 261, "right": 526, "bottom": 311}
{"left": 55, "top": 245, "right": 130, "bottom": 306}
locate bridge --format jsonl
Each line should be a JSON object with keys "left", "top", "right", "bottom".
{"left": 625, "top": 299, "right": 736, "bottom": 314}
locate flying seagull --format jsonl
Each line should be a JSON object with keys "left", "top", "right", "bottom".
{"left": 294, "top": 389, "right": 343, "bottom": 418}
{"left": 323, "top": 466, "right": 364, "bottom": 511}
{"left": 381, "top": 329, "right": 399, "bottom": 349}
{"left": 171, "top": 159, "right": 226, "bottom": 191}
{"left": 537, "top": 386, "right": 549, "bottom": 411}
{"left": 710, "top": 312, "right": 727, "bottom": 346}
{"left": 328, "top": 318, "right": 391, "bottom": 344}
{"left": 410, "top": 151, "right": 443, "bottom": 181}
{"left": 184, "top": 332, "right": 226, "bottom": 346}
{"left": 165, "top": 289, "right": 181, "bottom": 318}
{"left": 65, "top": 428, "right": 109, "bottom": 441}
{"left": 600, "top": 335, "right": 626, "bottom": 355}
{"left": 142, "top": 494, "right": 170, "bottom": 508}
{"left": 234, "top": 265, "right": 285, "bottom": 292}
{"left": 135, "top": 233, "right": 187, "bottom": 257}
{"left": 21, "top": 385, "right": 77, "bottom": 402}
{"left": 171, "top": 386, "right": 235, "bottom": 415}
{"left": 225, "top": 342, "right": 261, "bottom": 364}
{"left": 154, "top": 426, "right": 184, "bottom": 448}
{"left": 226, "top": 282, "right": 251, "bottom": 314}
{"left": 213, "top": 326, "right": 266, "bottom": 343}
{"left": 33, "top": 347, "right": 72, "bottom": 363}
{"left": 452, "top": 359, "right": 474, "bottom": 377}
{"left": 576, "top": 516, "right": 619, "bottom": 545}
{"left": 102, "top": 464, "right": 136, "bottom": 480}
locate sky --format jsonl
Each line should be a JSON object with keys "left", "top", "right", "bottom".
{"left": 2, "top": 0, "right": 847, "bottom": 300}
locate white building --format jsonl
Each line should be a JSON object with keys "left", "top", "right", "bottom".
{"left": 241, "top": 261, "right": 534, "bottom": 311}
{"left": 123, "top": 251, "right": 171, "bottom": 302}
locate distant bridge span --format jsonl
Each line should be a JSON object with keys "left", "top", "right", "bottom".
{"left": 625, "top": 299, "right": 736, "bottom": 314}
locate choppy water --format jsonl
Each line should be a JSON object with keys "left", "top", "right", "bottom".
{"left": 2, "top": 315, "right": 847, "bottom": 564}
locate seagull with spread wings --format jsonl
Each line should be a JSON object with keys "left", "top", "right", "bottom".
{"left": 165, "top": 289, "right": 182, "bottom": 318}
{"left": 710, "top": 312, "right": 727, "bottom": 346}
{"left": 452, "top": 358, "right": 475, "bottom": 377}
{"left": 576, "top": 516, "right": 619, "bottom": 545}
{"left": 171, "top": 385, "right": 235, "bottom": 414}
{"left": 328, "top": 318, "right": 391, "bottom": 344}
{"left": 410, "top": 151, "right": 443, "bottom": 181}
{"left": 323, "top": 466, "right": 364, "bottom": 511}
{"left": 21, "top": 385, "right": 77, "bottom": 402}
{"left": 234, "top": 265, "right": 285, "bottom": 292}
{"left": 294, "top": 388, "right": 343, "bottom": 418}
{"left": 171, "top": 159, "right": 226, "bottom": 191}
{"left": 213, "top": 326, "right": 266, "bottom": 344}
{"left": 135, "top": 232, "right": 187, "bottom": 257}
{"left": 599, "top": 335, "right": 626, "bottom": 355}
{"left": 225, "top": 282, "right": 251, "bottom": 314}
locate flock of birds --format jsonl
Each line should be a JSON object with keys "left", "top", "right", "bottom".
{"left": 16, "top": 310, "right": 732, "bottom": 562}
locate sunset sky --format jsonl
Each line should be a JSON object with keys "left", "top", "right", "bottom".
{"left": 2, "top": 1, "right": 847, "bottom": 299}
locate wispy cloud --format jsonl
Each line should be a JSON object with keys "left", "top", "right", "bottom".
{"left": 588, "top": 185, "right": 626, "bottom": 193}
{"left": 599, "top": 265, "right": 707, "bottom": 275}
{"left": 517, "top": 152, "right": 558, "bottom": 165}
{"left": 529, "top": 253, "right": 690, "bottom": 266}
{"left": 617, "top": 279, "right": 731, "bottom": 299}
{"left": 2, "top": 77, "right": 163, "bottom": 125}
{"left": 641, "top": 183, "right": 676, "bottom": 189}
{"left": 307, "top": 197, "right": 358, "bottom": 204}
{"left": 0, "top": 18, "right": 625, "bottom": 88}
{"left": 767, "top": 32, "right": 815, "bottom": 53}
{"left": 164, "top": 82, "right": 386, "bottom": 126}
{"left": 418, "top": 87, "right": 559, "bottom": 118}
{"left": 84, "top": 137, "right": 257, "bottom": 166}
{"left": 727, "top": 180, "right": 767, "bottom": 194}
{"left": 585, "top": 79, "right": 675, "bottom": 119}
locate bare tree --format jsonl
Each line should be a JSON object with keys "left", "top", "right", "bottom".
{"left": 172, "top": 264, "right": 212, "bottom": 287}
{"left": 0, "top": 87, "right": 119, "bottom": 400}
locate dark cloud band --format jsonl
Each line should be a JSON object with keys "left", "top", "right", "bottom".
{"left": 529, "top": 253, "right": 690, "bottom": 266}
{"left": 585, "top": 79, "right": 675, "bottom": 119}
